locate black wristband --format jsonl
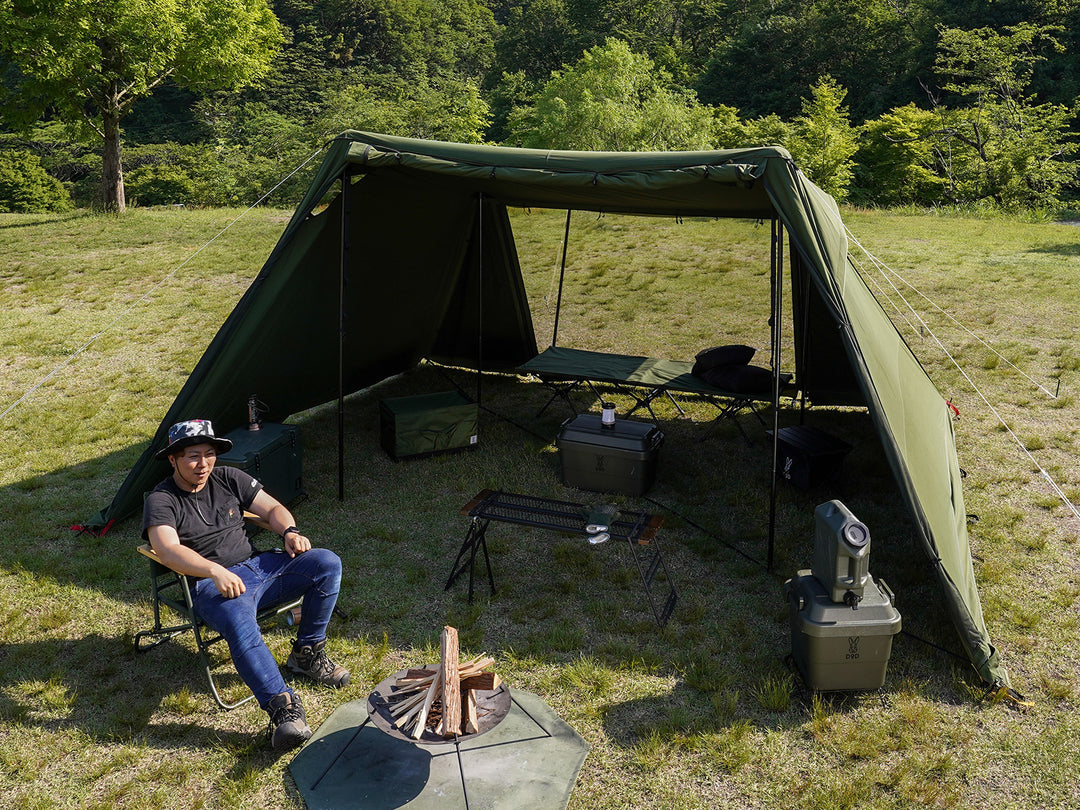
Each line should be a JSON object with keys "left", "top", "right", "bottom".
{"left": 282, "top": 526, "right": 300, "bottom": 540}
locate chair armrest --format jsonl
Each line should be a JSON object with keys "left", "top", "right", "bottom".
{"left": 137, "top": 543, "right": 164, "bottom": 564}
{"left": 243, "top": 511, "right": 273, "bottom": 532}
{"left": 138, "top": 512, "right": 272, "bottom": 568}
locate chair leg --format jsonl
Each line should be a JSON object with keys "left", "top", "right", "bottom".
{"left": 134, "top": 571, "right": 198, "bottom": 651}
{"left": 175, "top": 572, "right": 259, "bottom": 711}
{"left": 189, "top": 620, "right": 257, "bottom": 710}
{"left": 137, "top": 555, "right": 305, "bottom": 711}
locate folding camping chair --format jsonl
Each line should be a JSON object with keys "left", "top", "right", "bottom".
{"left": 133, "top": 513, "right": 302, "bottom": 710}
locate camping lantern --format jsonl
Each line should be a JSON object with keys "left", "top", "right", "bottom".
{"left": 812, "top": 499, "right": 871, "bottom": 606}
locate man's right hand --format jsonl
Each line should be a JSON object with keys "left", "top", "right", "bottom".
{"left": 210, "top": 565, "right": 246, "bottom": 598}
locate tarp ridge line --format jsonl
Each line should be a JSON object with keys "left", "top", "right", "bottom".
{"left": 352, "top": 142, "right": 761, "bottom": 180}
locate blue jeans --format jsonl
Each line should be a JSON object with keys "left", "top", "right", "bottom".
{"left": 193, "top": 548, "right": 342, "bottom": 710}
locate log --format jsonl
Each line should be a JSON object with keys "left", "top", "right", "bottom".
{"left": 459, "top": 655, "right": 496, "bottom": 675}
{"left": 460, "top": 672, "right": 501, "bottom": 692}
{"left": 411, "top": 665, "right": 443, "bottom": 740}
{"left": 389, "top": 690, "right": 428, "bottom": 718}
{"left": 463, "top": 689, "right": 479, "bottom": 734}
{"left": 438, "top": 626, "right": 461, "bottom": 736}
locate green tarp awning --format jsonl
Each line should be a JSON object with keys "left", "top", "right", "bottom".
{"left": 96, "top": 132, "right": 1006, "bottom": 688}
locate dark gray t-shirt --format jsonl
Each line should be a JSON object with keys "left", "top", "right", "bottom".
{"left": 142, "top": 465, "right": 264, "bottom": 568}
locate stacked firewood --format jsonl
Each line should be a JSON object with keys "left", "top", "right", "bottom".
{"left": 384, "top": 626, "right": 501, "bottom": 739}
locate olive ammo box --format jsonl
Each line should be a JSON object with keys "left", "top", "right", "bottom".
{"left": 784, "top": 570, "right": 901, "bottom": 691}
{"left": 556, "top": 414, "right": 663, "bottom": 496}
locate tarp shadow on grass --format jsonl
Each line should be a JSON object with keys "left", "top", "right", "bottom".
{"left": 0, "top": 634, "right": 257, "bottom": 747}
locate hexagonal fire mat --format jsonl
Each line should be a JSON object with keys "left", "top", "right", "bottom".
{"left": 289, "top": 689, "right": 590, "bottom": 809}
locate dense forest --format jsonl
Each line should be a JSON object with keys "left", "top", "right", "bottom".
{"left": 1, "top": 0, "right": 1078, "bottom": 212}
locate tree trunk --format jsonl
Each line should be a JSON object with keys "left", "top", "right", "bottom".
{"left": 102, "top": 112, "right": 126, "bottom": 213}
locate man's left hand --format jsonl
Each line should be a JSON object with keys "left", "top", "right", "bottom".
{"left": 284, "top": 531, "right": 311, "bottom": 557}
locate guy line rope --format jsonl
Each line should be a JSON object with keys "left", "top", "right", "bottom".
{"left": 0, "top": 145, "right": 328, "bottom": 424}
{"left": 845, "top": 226, "right": 1080, "bottom": 525}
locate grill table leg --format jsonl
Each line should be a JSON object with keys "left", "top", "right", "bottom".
{"left": 445, "top": 517, "right": 495, "bottom": 603}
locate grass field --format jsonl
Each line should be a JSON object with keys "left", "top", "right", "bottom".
{"left": 1, "top": 205, "right": 1079, "bottom": 809}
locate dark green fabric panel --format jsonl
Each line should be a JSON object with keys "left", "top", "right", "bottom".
{"left": 428, "top": 197, "right": 539, "bottom": 370}
{"left": 95, "top": 131, "right": 1008, "bottom": 689}
{"left": 790, "top": 251, "right": 864, "bottom": 406}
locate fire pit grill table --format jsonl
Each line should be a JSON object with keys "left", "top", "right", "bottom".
{"left": 444, "top": 488, "right": 678, "bottom": 628}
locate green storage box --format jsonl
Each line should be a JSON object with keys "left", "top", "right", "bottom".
{"left": 379, "top": 391, "right": 478, "bottom": 460}
{"left": 219, "top": 423, "right": 303, "bottom": 504}
{"left": 784, "top": 570, "right": 901, "bottom": 691}
{"left": 556, "top": 414, "right": 663, "bottom": 496}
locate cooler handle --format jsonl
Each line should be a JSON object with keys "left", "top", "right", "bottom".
{"left": 877, "top": 578, "right": 895, "bottom": 606}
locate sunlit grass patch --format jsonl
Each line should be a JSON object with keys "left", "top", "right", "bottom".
{"left": 2, "top": 207, "right": 1080, "bottom": 809}
{"left": 752, "top": 672, "right": 793, "bottom": 713}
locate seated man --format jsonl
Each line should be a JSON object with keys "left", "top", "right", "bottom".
{"left": 142, "top": 419, "right": 349, "bottom": 750}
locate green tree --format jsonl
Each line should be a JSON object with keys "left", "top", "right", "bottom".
{"left": 929, "top": 23, "right": 1078, "bottom": 208}
{"left": 505, "top": 38, "right": 718, "bottom": 150}
{"left": 314, "top": 73, "right": 491, "bottom": 144}
{"left": 0, "top": 148, "right": 71, "bottom": 212}
{"left": 695, "top": 0, "right": 932, "bottom": 121}
{"left": 854, "top": 104, "right": 944, "bottom": 206}
{"left": 491, "top": 0, "right": 578, "bottom": 86}
{"left": 740, "top": 113, "right": 792, "bottom": 150}
{"left": 0, "top": 0, "right": 282, "bottom": 212}
{"left": 788, "top": 76, "right": 859, "bottom": 200}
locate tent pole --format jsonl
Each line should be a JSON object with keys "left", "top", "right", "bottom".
{"left": 551, "top": 209, "right": 572, "bottom": 347}
{"left": 337, "top": 169, "right": 351, "bottom": 501}
{"left": 476, "top": 193, "right": 483, "bottom": 409}
{"left": 767, "top": 217, "right": 783, "bottom": 571}
{"left": 795, "top": 253, "right": 811, "bottom": 423}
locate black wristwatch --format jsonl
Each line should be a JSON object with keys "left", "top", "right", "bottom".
{"left": 282, "top": 526, "right": 300, "bottom": 540}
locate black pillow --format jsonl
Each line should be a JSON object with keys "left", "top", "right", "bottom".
{"left": 692, "top": 344, "right": 755, "bottom": 376}
{"left": 702, "top": 363, "right": 774, "bottom": 394}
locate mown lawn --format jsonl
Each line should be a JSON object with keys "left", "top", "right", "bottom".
{"left": 1, "top": 205, "right": 1078, "bottom": 809}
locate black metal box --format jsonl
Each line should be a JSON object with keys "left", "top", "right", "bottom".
{"left": 770, "top": 425, "right": 852, "bottom": 490}
{"left": 556, "top": 414, "right": 663, "bottom": 496}
{"left": 219, "top": 423, "right": 303, "bottom": 504}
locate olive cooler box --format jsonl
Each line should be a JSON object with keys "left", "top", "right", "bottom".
{"left": 784, "top": 569, "right": 901, "bottom": 691}
{"left": 379, "top": 391, "right": 479, "bottom": 460}
{"left": 555, "top": 414, "right": 664, "bottom": 496}
{"left": 219, "top": 423, "right": 303, "bottom": 504}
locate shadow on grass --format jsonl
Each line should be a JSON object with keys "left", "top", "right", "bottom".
{"left": 1, "top": 366, "right": 973, "bottom": 747}
{"left": 0, "top": 211, "right": 93, "bottom": 230}
{"left": 0, "top": 632, "right": 260, "bottom": 747}
{"left": 1028, "top": 242, "right": 1080, "bottom": 257}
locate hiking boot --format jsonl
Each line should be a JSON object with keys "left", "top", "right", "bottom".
{"left": 286, "top": 638, "right": 351, "bottom": 688}
{"left": 267, "top": 691, "right": 312, "bottom": 750}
